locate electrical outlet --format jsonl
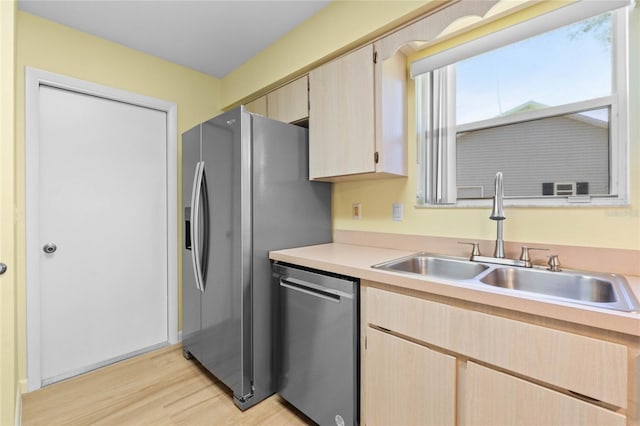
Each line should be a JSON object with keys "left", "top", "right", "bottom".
{"left": 392, "top": 202, "right": 403, "bottom": 221}
{"left": 352, "top": 203, "right": 361, "bottom": 220}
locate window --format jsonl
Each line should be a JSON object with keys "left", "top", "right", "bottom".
{"left": 415, "top": 3, "right": 629, "bottom": 206}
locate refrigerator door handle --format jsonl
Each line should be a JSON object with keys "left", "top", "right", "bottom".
{"left": 199, "top": 164, "right": 210, "bottom": 291}
{"left": 190, "top": 161, "right": 205, "bottom": 292}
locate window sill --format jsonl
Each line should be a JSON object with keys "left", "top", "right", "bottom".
{"left": 415, "top": 196, "right": 630, "bottom": 209}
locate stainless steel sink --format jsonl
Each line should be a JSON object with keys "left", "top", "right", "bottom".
{"left": 372, "top": 253, "right": 639, "bottom": 312}
{"left": 479, "top": 267, "right": 639, "bottom": 312}
{"left": 373, "top": 253, "right": 489, "bottom": 281}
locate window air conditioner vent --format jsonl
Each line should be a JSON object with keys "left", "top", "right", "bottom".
{"left": 542, "top": 182, "right": 589, "bottom": 196}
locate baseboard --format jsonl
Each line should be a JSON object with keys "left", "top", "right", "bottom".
{"left": 15, "top": 384, "right": 22, "bottom": 426}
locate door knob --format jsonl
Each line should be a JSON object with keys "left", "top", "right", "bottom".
{"left": 0, "top": 263, "right": 6, "bottom": 275}
{"left": 43, "top": 243, "right": 57, "bottom": 254}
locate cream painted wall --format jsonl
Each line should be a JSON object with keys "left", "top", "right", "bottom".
{"left": 1, "top": 1, "right": 18, "bottom": 424}
{"left": 223, "top": 0, "right": 639, "bottom": 251}
{"left": 14, "top": 11, "right": 222, "bottom": 390}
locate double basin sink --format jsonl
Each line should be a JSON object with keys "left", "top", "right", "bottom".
{"left": 373, "top": 253, "right": 639, "bottom": 312}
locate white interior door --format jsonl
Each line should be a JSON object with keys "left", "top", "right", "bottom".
{"left": 37, "top": 85, "right": 168, "bottom": 385}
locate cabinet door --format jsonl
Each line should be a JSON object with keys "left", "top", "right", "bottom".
{"left": 309, "top": 44, "right": 375, "bottom": 180}
{"left": 461, "top": 362, "right": 626, "bottom": 426}
{"left": 376, "top": 49, "right": 407, "bottom": 176}
{"left": 245, "top": 96, "right": 267, "bottom": 116}
{"left": 365, "top": 327, "right": 456, "bottom": 426}
{"left": 267, "top": 76, "right": 308, "bottom": 123}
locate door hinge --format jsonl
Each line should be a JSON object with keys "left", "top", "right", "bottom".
{"left": 374, "top": 152, "right": 379, "bottom": 164}
{"left": 365, "top": 335, "right": 367, "bottom": 350}
{"left": 373, "top": 50, "right": 378, "bottom": 64}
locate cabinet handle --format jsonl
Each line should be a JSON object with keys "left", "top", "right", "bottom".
{"left": 279, "top": 277, "right": 353, "bottom": 303}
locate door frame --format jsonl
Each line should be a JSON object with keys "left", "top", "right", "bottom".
{"left": 25, "top": 67, "right": 179, "bottom": 391}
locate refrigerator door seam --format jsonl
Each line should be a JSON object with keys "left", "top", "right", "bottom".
{"left": 239, "top": 108, "right": 254, "bottom": 402}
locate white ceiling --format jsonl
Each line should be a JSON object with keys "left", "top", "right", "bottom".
{"left": 18, "top": 0, "right": 331, "bottom": 78}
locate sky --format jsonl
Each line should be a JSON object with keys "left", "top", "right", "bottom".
{"left": 455, "top": 14, "right": 612, "bottom": 125}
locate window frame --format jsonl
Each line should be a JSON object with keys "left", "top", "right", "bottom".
{"left": 415, "top": 7, "right": 629, "bottom": 208}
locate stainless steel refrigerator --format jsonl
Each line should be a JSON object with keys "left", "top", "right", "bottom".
{"left": 181, "top": 106, "right": 332, "bottom": 410}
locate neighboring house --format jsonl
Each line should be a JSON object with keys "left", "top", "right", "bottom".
{"left": 456, "top": 101, "right": 609, "bottom": 198}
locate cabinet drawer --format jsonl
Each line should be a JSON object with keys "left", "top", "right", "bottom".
{"left": 367, "top": 287, "right": 628, "bottom": 408}
{"left": 461, "top": 362, "right": 626, "bottom": 426}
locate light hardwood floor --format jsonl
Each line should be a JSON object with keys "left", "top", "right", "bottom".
{"left": 22, "top": 345, "right": 312, "bottom": 425}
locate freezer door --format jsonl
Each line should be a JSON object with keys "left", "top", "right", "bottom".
{"left": 200, "top": 108, "right": 253, "bottom": 402}
{"left": 181, "top": 125, "right": 202, "bottom": 360}
{"left": 250, "top": 115, "right": 332, "bottom": 404}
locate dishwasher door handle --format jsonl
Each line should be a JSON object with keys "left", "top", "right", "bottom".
{"left": 280, "top": 277, "right": 352, "bottom": 303}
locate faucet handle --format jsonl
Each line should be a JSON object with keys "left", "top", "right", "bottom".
{"left": 519, "top": 246, "right": 549, "bottom": 267}
{"left": 458, "top": 242, "right": 481, "bottom": 259}
{"left": 547, "top": 255, "right": 562, "bottom": 272}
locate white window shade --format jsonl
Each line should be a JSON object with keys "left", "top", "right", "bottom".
{"left": 411, "top": 0, "right": 630, "bottom": 78}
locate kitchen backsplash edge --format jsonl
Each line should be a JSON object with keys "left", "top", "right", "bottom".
{"left": 333, "top": 230, "right": 640, "bottom": 277}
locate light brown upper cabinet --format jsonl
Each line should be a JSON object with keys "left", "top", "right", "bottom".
{"left": 267, "top": 76, "right": 308, "bottom": 124}
{"left": 245, "top": 76, "right": 309, "bottom": 124}
{"left": 309, "top": 43, "right": 407, "bottom": 181}
{"left": 245, "top": 96, "right": 267, "bottom": 116}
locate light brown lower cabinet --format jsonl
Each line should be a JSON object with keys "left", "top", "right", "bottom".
{"left": 362, "top": 283, "right": 635, "bottom": 426}
{"left": 460, "top": 362, "right": 626, "bottom": 426}
{"left": 365, "top": 327, "right": 456, "bottom": 426}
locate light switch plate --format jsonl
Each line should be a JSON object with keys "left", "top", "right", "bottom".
{"left": 392, "top": 202, "right": 403, "bottom": 221}
{"left": 352, "top": 203, "right": 361, "bottom": 220}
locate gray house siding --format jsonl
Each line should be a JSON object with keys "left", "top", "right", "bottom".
{"left": 456, "top": 114, "right": 609, "bottom": 198}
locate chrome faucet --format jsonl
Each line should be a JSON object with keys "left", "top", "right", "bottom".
{"left": 460, "top": 172, "right": 551, "bottom": 268}
{"left": 490, "top": 172, "right": 506, "bottom": 258}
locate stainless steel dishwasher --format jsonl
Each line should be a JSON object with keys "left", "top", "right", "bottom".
{"left": 272, "top": 262, "right": 359, "bottom": 426}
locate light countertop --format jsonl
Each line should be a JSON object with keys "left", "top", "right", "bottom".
{"left": 270, "top": 243, "right": 640, "bottom": 337}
